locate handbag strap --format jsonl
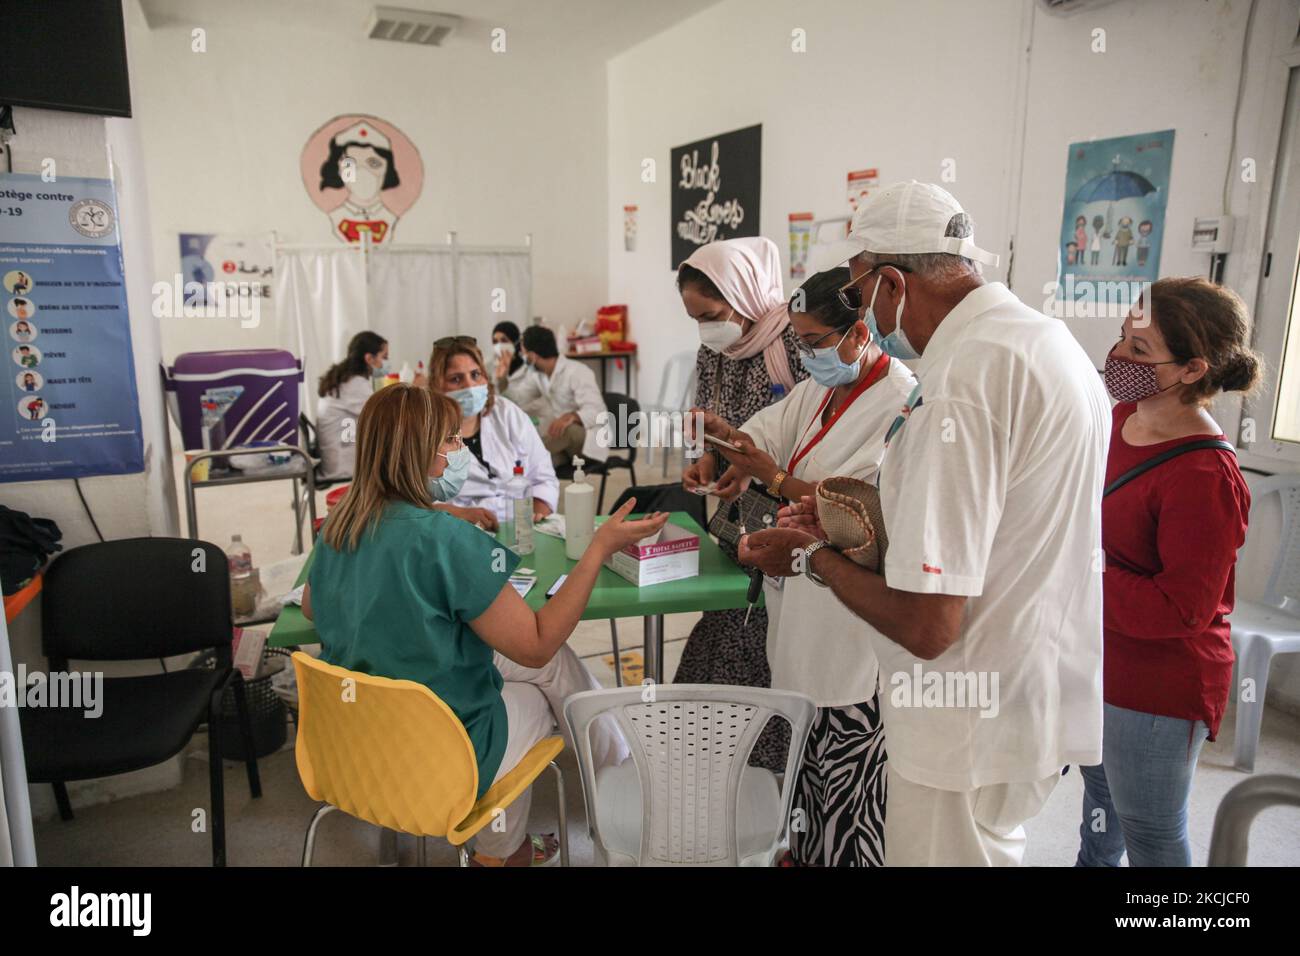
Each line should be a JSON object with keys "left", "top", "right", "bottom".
{"left": 1103, "top": 439, "right": 1235, "bottom": 497}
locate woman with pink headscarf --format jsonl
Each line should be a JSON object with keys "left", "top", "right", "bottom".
{"left": 675, "top": 236, "right": 807, "bottom": 772}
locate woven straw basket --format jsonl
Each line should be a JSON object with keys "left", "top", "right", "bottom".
{"left": 815, "top": 476, "right": 888, "bottom": 572}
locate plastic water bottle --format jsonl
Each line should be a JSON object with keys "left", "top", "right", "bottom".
{"left": 226, "top": 534, "right": 252, "bottom": 577}
{"left": 226, "top": 534, "right": 256, "bottom": 616}
{"left": 565, "top": 456, "right": 595, "bottom": 559}
{"left": 508, "top": 460, "right": 533, "bottom": 555}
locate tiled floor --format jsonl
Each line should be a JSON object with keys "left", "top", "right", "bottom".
{"left": 29, "top": 449, "right": 1300, "bottom": 866}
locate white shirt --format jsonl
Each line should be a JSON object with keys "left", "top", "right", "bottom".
{"left": 743, "top": 359, "right": 917, "bottom": 706}
{"left": 505, "top": 355, "right": 609, "bottom": 463}
{"left": 315, "top": 374, "right": 372, "bottom": 480}
{"left": 876, "top": 282, "right": 1110, "bottom": 791}
{"left": 452, "top": 395, "right": 560, "bottom": 516}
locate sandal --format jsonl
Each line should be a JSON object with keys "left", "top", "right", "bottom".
{"left": 470, "top": 833, "right": 560, "bottom": 867}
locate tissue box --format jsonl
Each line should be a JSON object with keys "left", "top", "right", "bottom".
{"left": 606, "top": 523, "right": 700, "bottom": 586}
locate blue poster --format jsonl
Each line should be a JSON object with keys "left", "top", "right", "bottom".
{"left": 0, "top": 173, "right": 144, "bottom": 482}
{"left": 1057, "top": 129, "right": 1175, "bottom": 309}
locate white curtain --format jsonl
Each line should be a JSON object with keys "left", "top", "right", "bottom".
{"left": 274, "top": 247, "right": 368, "bottom": 411}
{"left": 274, "top": 244, "right": 531, "bottom": 402}
{"left": 367, "top": 248, "right": 457, "bottom": 368}
{"left": 457, "top": 251, "right": 532, "bottom": 345}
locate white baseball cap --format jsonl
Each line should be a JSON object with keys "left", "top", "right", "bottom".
{"left": 825, "top": 180, "right": 1000, "bottom": 269}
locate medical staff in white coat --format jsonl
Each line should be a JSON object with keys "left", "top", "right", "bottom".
{"left": 503, "top": 325, "right": 610, "bottom": 469}
{"left": 429, "top": 336, "right": 559, "bottom": 523}
{"left": 491, "top": 321, "right": 529, "bottom": 394}
{"left": 691, "top": 267, "right": 916, "bottom": 867}
{"left": 316, "top": 330, "right": 388, "bottom": 480}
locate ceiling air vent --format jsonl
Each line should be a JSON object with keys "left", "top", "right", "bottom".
{"left": 365, "top": 6, "right": 461, "bottom": 46}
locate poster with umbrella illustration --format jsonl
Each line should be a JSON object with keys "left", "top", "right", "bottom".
{"left": 1057, "top": 129, "right": 1174, "bottom": 310}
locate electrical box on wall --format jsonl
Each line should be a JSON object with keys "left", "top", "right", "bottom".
{"left": 1191, "top": 215, "right": 1236, "bottom": 253}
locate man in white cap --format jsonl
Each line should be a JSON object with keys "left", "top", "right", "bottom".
{"left": 740, "top": 180, "right": 1110, "bottom": 865}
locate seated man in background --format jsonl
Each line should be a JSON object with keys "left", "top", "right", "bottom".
{"left": 503, "top": 325, "right": 609, "bottom": 470}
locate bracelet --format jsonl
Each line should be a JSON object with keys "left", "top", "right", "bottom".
{"left": 769, "top": 469, "right": 788, "bottom": 498}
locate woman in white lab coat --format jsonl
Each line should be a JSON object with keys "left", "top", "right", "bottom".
{"left": 316, "top": 330, "right": 388, "bottom": 480}
{"left": 429, "top": 336, "right": 559, "bottom": 524}
{"left": 693, "top": 267, "right": 916, "bottom": 867}
{"left": 491, "top": 320, "right": 529, "bottom": 394}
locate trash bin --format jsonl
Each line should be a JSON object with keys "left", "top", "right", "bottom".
{"left": 193, "top": 649, "right": 289, "bottom": 760}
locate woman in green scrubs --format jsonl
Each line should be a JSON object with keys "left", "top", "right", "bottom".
{"left": 303, "top": 384, "right": 667, "bottom": 865}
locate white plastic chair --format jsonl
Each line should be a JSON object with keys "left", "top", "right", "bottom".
{"left": 564, "top": 684, "right": 815, "bottom": 866}
{"left": 1229, "top": 474, "right": 1300, "bottom": 772}
{"left": 643, "top": 350, "right": 699, "bottom": 476}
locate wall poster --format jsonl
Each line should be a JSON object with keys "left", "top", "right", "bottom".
{"left": 0, "top": 172, "right": 143, "bottom": 483}
{"left": 300, "top": 114, "right": 424, "bottom": 245}
{"left": 1057, "top": 129, "right": 1175, "bottom": 312}
{"left": 670, "top": 123, "right": 761, "bottom": 268}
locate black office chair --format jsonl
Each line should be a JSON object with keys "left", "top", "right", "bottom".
{"left": 555, "top": 393, "right": 640, "bottom": 512}
{"left": 602, "top": 484, "right": 708, "bottom": 687}
{"left": 18, "top": 537, "right": 262, "bottom": 866}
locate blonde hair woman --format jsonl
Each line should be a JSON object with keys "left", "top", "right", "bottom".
{"left": 303, "top": 384, "right": 667, "bottom": 865}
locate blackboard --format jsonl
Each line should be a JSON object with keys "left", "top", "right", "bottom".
{"left": 670, "top": 124, "right": 761, "bottom": 268}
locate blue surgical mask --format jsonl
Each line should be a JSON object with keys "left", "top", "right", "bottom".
{"left": 371, "top": 359, "right": 391, "bottom": 378}
{"left": 864, "top": 271, "right": 918, "bottom": 361}
{"left": 448, "top": 384, "right": 489, "bottom": 417}
{"left": 429, "top": 446, "right": 472, "bottom": 501}
{"left": 800, "top": 327, "right": 867, "bottom": 387}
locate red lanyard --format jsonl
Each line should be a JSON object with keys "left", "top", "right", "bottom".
{"left": 787, "top": 352, "right": 891, "bottom": 474}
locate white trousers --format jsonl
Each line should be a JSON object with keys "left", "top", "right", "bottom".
{"left": 472, "top": 645, "right": 628, "bottom": 858}
{"left": 884, "top": 769, "right": 1060, "bottom": 867}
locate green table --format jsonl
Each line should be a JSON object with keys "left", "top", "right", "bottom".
{"left": 268, "top": 512, "right": 760, "bottom": 682}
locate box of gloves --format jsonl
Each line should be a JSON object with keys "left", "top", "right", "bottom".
{"left": 605, "top": 523, "right": 700, "bottom": 587}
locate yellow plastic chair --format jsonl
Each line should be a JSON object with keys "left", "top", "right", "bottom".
{"left": 292, "top": 652, "right": 568, "bottom": 866}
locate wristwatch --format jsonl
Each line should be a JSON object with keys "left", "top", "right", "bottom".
{"left": 769, "top": 469, "right": 788, "bottom": 498}
{"left": 802, "top": 539, "right": 832, "bottom": 587}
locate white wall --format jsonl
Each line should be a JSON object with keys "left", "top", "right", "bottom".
{"left": 124, "top": 0, "right": 610, "bottom": 366}
{"left": 607, "top": 0, "right": 1029, "bottom": 403}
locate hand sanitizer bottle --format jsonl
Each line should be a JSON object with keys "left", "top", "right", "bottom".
{"left": 564, "top": 456, "right": 595, "bottom": 559}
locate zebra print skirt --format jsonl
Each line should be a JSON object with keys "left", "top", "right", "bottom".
{"left": 788, "top": 694, "right": 887, "bottom": 867}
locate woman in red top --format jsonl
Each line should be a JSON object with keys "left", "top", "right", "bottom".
{"left": 1077, "top": 276, "right": 1261, "bottom": 867}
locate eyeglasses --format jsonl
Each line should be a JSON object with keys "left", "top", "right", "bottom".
{"left": 835, "top": 262, "right": 913, "bottom": 311}
{"left": 794, "top": 326, "right": 850, "bottom": 358}
{"left": 434, "top": 335, "right": 477, "bottom": 349}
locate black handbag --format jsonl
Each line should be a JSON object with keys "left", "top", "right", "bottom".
{"left": 707, "top": 485, "right": 784, "bottom": 557}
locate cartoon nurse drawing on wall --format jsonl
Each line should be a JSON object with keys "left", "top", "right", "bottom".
{"left": 301, "top": 114, "right": 424, "bottom": 245}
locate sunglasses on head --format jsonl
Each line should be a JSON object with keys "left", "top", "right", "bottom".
{"left": 835, "top": 262, "right": 912, "bottom": 311}
{"left": 434, "top": 335, "right": 477, "bottom": 348}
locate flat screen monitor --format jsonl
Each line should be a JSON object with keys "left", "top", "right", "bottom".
{"left": 0, "top": 0, "right": 132, "bottom": 118}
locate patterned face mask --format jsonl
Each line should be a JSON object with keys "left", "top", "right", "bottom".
{"left": 1102, "top": 345, "right": 1183, "bottom": 403}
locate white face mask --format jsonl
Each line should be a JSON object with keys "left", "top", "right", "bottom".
{"left": 698, "top": 317, "right": 743, "bottom": 353}
{"left": 493, "top": 341, "right": 515, "bottom": 360}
